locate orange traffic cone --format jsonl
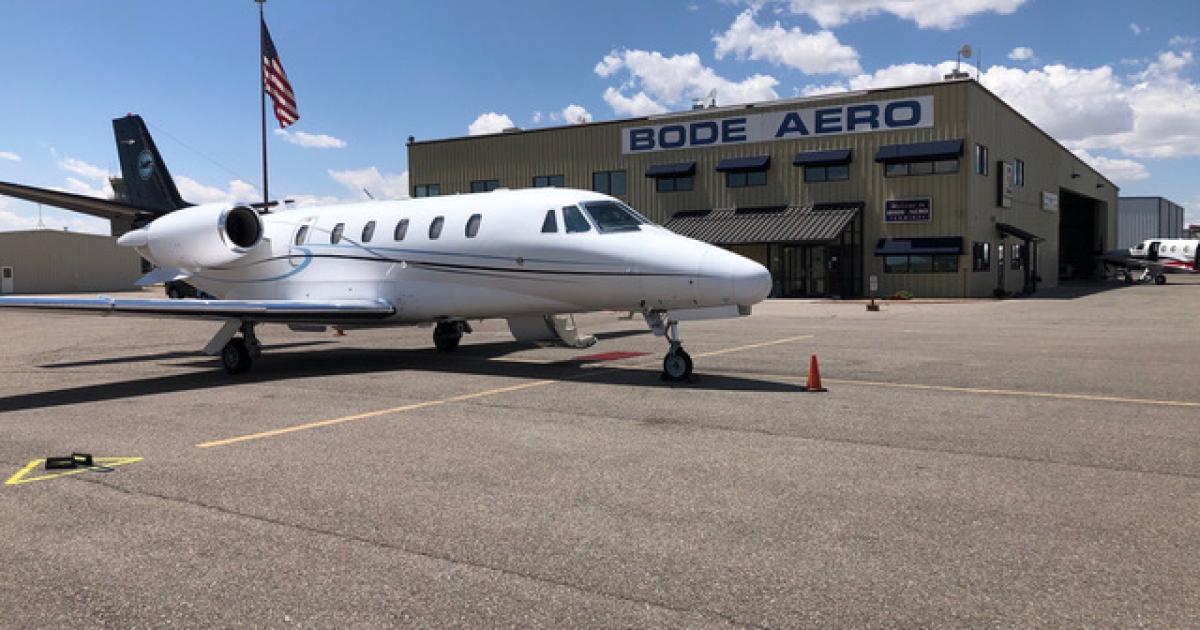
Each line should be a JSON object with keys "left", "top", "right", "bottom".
{"left": 805, "top": 354, "right": 827, "bottom": 392}
{"left": 334, "top": 326, "right": 346, "bottom": 337}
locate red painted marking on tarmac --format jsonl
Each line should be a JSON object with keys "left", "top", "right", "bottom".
{"left": 574, "top": 351, "right": 649, "bottom": 362}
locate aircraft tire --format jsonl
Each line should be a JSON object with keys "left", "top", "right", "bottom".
{"left": 1155, "top": 274, "right": 1167, "bottom": 285}
{"left": 662, "top": 349, "right": 693, "bottom": 381}
{"left": 221, "top": 338, "right": 252, "bottom": 374}
{"left": 433, "top": 323, "right": 462, "bottom": 352}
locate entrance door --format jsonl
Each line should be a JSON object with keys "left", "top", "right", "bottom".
{"left": 1, "top": 267, "right": 12, "bottom": 294}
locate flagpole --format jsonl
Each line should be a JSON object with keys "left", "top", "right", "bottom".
{"left": 256, "top": 0, "right": 269, "bottom": 207}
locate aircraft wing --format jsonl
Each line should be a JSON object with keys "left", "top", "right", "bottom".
{"left": 0, "top": 296, "right": 396, "bottom": 323}
{"left": 0, "top": 180, "right": 159, "bottom": 221}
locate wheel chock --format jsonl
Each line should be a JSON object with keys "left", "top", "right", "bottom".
{"left": 804, "top": 354, "right": 828, "bottom": 392}
{"left": 45, "top": 456, "right": 78, "bottom": 470}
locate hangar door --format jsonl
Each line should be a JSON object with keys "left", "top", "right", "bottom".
{"left": 1058, "top": 190, "right": 1106, "bottom": 280}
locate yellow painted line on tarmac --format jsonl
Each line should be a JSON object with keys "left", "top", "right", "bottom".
{"left": 5, "top": 457, "right": 143, "bottom": 487}
{"left": 195, "top": 334, "right": 815, "bottom": 449}
{"left": 756, "top": 373, "right": 1200, "bottom": 408}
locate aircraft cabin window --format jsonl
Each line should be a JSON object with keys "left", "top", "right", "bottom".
{"left": 331, "top": 223, "right": 345, "bottom": 244}
{"left": 362, "top": 221, "right": 376, "bottom": 243}
{"left": 394, "top": 218, "right": 409, "bottom": 240}
{"left": 466, "top": 214, "right": 482, "bottom": 238}
{"left": 563, "top": 206, "right": 592, "bottom": 233}
{"left": 429, "top": 216, "right": 444, "bottom": 239}
{"left": 581, "top": 201, "right": 645, "bottom": 233}
{"left": 541, "top": 209, "right": 558, "bottom": 233}
{"left": 294, "top": 225, "right": 309, "bottom": 246}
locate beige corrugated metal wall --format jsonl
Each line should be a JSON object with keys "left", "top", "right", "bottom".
{"left": 0, "top": 230, "right": 142, "bottom": 294}
{"left": 409, "top": 80, "right": 1117, "bottom": 298}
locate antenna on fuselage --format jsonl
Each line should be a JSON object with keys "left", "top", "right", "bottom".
{"left": 362, "top": 188, "right": 375, "bottom": 200}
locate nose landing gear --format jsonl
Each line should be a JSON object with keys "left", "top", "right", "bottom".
{"left": 645, "top": 312, "right": 693, "bottom": 382}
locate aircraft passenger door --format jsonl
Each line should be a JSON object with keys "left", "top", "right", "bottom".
{"left": 1, "top": 267, "right": 12, "bottom": 293}
{"left": 1148, "top": 241, "right": 1161, "bottom": 261}
{"left": 289, "top": 217, "right": 317, "bottom": 267}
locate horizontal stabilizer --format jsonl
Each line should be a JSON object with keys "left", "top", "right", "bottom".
{"left": 0, "top": 296, "right": 395, "bottom": 323}
{"left": 0, "top": 181, "right": 159, "bottom": 221}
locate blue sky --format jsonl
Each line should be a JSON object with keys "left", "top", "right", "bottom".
{"left": 1, "top": 0, "right": 1197, "bottom": 232}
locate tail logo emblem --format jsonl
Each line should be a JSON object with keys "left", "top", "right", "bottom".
{"left": 137, "top": 149, "right": 155, "bottom": 180}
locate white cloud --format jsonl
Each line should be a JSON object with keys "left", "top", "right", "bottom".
{"left": 531, "top": 111, "right": 544, "bottom": 124}
{"left": 0, "top": 198, "right": 109, "bottom": 234}
{"left": 1008, "top": 46, "right": 1035, "bottom": 62}
{"left": 1072, "top": 149, "right": 1149, "bottom": 183}
{"left": 57, "top": 156, "right": 110, "bottom": 182}
{"left": 0, "top": 151, "right": 20, "bottom": 162}
{"left": 785, "top": 0, "right": 1027, "bottom": 30}
{"left": 561, "top": 104, "right": 593, "bottom": 124}
{"left": 273, "top": 129, "right": 347, "bottom": 149}
{"left": 175, "top": 176, "right": 259, "bottom": 204}
{"left": 468, "top": 112, "right": 515, "bottom": 135}
{"left": 1130, "top": 22, "right": 1145, "bottom": 36}
{"left": 713, "top": 10, "right": 862, "bottom": 75}
{"left": 327, "top": 166, "right": 409, "bottom": 200}
{"left": 601, "top": 87, "right": 668, "bottom": 117}
{"left": 595, "top": 49, "right": 779, "bottom": 115}
{"left": 283, "top": 194, "right": 342, "bottom": 208}
{"left": 1169, "top": 35, "right": 1198, "bottom": 49}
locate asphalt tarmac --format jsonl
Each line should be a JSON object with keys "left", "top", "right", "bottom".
{"left": 1, "top": 278, "right": 1197, "bottom": 628}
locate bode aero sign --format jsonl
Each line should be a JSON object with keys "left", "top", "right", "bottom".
{"left": 622, "top": 95, "right": 934, "bottom": 154}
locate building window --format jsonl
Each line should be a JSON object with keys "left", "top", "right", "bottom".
{"left": 1011, "top": 244, "right": 1022, "bottom": 270}
{"left": 883, "top": 255, "right": 958, "bottom": 273}
{"left": 414, "top": 184, "right": 440, "bottom": 197}
{"left": 361, "top": 220, "right": 376, "bottom": 243}
{"left": 972, "top": 241, "right": 991, "bottom": 271}
{"left": 804, "top": 165, "right": 849, "bottom": 182}
{"left": 394, "top": 219, "right": 409, "bottom": 241}
{"left": 428, "top": 216, "right": 444, "bottom": 239}
{"left": 470, "top": 179, "right": 499, "bottom": 193}
{"left": 563, "top": 206, "right": 592, "bottom": 233}
{"left": 541, "top": 209, "right": 558, "bottom": 233}
{"left": 726, "top": 170, "right": 767, "bottom": 188}
{"left": 533, "top": 175, "right": 565, "bottom": 188}
{"left": 656, "top": 175, "right": 693, "bottom": 192}
{"left": 885, "top": 159, "right": 959, "bottom": 177}
{"left": 331, "top": 223, "right": 344, "bottom": 244}
{"left": 974, "top": 144, "right": 989, "bottom": 175}
{"left": 592, "top": 170, "right": 626, "bottom": 195}
{"left": 465, "top": 214, "right": 481, "bottom": 238}
{"left": 1014, "top": 159, "right": 1025, "bottom": 187}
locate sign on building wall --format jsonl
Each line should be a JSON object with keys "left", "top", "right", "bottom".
{"left": 885, "top": 198, "right": 932, "bottom": 222}
{"left": 1041, "top": 191, "right": 1059, "bottom": 213}
{"left": 622, "top": 95, "right": 935, "bottom": 154}
{"left": 998, "top": 161, "right": 1015, "bottom": 208}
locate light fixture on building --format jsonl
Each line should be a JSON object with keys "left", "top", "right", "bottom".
{"left": 1070, "top": 172, "right": 1080, "bottom": 178}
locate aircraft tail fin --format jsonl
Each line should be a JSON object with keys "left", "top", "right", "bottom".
{"left": 112, "top": 114, "right": 190, "bottom": 216}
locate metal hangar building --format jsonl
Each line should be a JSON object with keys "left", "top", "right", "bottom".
{"left": 407, "top": 79, "right": 1118, "bottom": 299}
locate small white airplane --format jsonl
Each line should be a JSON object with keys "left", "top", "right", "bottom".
{"left": 1101, "top": 239, "right": 1199, "bottom": 285}
{"left": 0, "top": 115, "right": 771, "bottom": 380}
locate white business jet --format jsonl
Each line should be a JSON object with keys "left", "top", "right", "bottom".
{"left": 0, "top": 115, "right": 771, "bottom": 380}
{"left": 1101, "top": 239, "right": 1199, "bottom": 285}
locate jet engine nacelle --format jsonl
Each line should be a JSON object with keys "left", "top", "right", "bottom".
{"left": 119, "top": 203, "right": 264, "bottom": 270}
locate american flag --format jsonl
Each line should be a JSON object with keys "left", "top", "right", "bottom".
{"left": 261, "top": 18, "right": 298, "bottom": 128}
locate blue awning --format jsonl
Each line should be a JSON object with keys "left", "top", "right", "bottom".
{"left": 645, "top": 162, "right": 696, "bottom": 177}
{"left": 793, "top": 149, "right": 852, "bottom": 167}
{"left": 875, "top": 237, "right": 963, "bottom": 256}
{"left": 874, "top": 139, "right": 964, "bottom": 164}
{"left": 715, "top": 155, "right": 770, "bottom": 172}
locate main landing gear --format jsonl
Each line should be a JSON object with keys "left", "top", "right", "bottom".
{"left": 433, "top": 320, "right": 472, "bottom": 351}
{"left": 644, "top": 312, "right": 693, "bottom": 382}
{"left": 218, "top": 322, "right": 262, "bottom": 374}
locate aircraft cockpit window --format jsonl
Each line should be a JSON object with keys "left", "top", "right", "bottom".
{"left": 294, "top": 225, "right": 309, "bottom": 246}
{"left": 466, "top": 214, "right": 482, "bottom": 238}
{"left": 581, "top": 201, "right": 644, "bottom": 233}
{"left": 394, "top": 219, "right": 409, "bottom": 241}
{"left": 429, "top": 216, "right": 445, "bottom": 239}
{"left": 331, "top": 223, "right": 345, "bottom": 244}
{"left": 563, "top": 206, "right": 592, "bottom": 233}
{"left": 362, "top": 220, "right": 376, "bottom": 243}
{"left": 541, "top": 209, "right": 558, "bottom": 233}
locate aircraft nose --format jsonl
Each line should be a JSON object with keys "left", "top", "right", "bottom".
{"left": 732, "top": 257, "right": 772, "bottom": 305}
